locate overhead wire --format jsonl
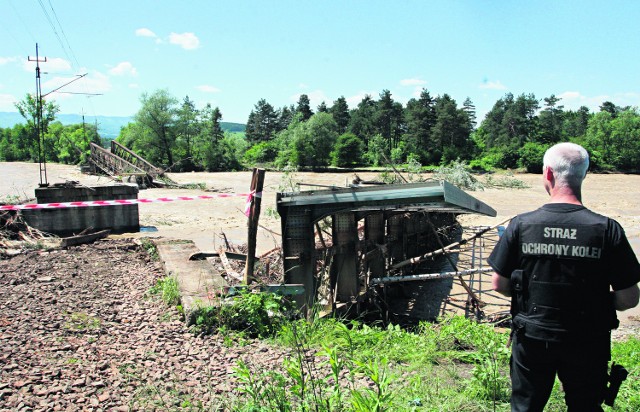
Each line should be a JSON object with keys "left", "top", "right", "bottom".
{"left": 35, "top": 0, "right": 101, "bottom": 131}
{"left": 47, "top": 0, "right": 100, "bottom": 121}
{"left": 5, "top": 0, "right": 36, "bottom": 53}
{"left": 46, "top": 0, "right": 80, "bottom": 69}
{"left": 36, "top": 0, "right": 72, "bottom": 65}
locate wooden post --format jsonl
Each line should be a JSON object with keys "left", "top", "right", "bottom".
{"left": 244, "top": 168, "right": 265, "bottom": 284}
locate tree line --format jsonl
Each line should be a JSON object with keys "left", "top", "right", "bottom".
{"left": 243, "top": 91, "right": 639, "bottom": 173}
{"left": 1, "top": 89, "right": 638, "bottom": 173}
{"left": 0, "top": 94, "right": 102, "bottom": 165}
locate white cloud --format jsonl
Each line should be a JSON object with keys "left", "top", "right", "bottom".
{"left": 0, "top": 93, "right": 18, "bottom": 111}
{"left": 290, "top": 90, "right": 331, "bottom": 109}
{"left": 479, "top": 80, "right": 507, "bottom": 90}
{"left": 346, "top": 91, "right": 376, "bottom": 107}
{"left": 400, "top": 78, "right": 426, "bottom": 87}
{"left": 109, "top": 62, "right": 137, "bottom": 76}
{"left": 558, "top": 91, "right": 581, "bottom": 100}
{"left": 169, "top": 32, "right": 200, "bottom": 50}
{"left": 557, "top": 91, "right": 640, "bottom": 112}
{"left": 307, "top": 90, "right": 330, "bottom": 108}
{"left": 136, "top": 28, "right": 157, "bottom": 38}
{"left": 196, "top": 85, "right": 221, "bottom": 93}
{"left": 23, "top": 57, "right": 71, "bottom": 73}
{"left": 0, "top": 56, "right": 18, "bottom": 65}
{"left": 78, "top": 72, "right": 111, "bottom": 93}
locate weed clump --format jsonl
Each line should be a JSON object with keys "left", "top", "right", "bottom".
{"left": 190, "top": 289, "right": 291, "bottom": 339}
{"left": 138, "top": 237, "right": 159, "bottom": 260}
{"left": 148, "top": 276, "right": 181, "bottom": 307}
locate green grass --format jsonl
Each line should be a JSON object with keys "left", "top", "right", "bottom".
{"left": 148, "top": 287, "right": 639, "bottom": 411}
{"left": 189, "top": 289, "right": 289, "bottom": 339}
{"left": 148, "top": 276, "right": 181, "bottom": 307}
{"left": 610, "top": 336, "right": 640, "bottom": 410}
{"left": 224, "top": 316, "right": 639, "bottom": 411}
{"left": 139, "top": 237, "right": 159, "bottom": 260}
{"left": 63, "top": 311, "right": 102, "bottom": 333}
{"left": 224, "top": 316, "right": 512, "bottom": 411}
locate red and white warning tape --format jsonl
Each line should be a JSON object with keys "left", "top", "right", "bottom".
{"left": 0, "top": 192, "right": 263, "bottom": 211}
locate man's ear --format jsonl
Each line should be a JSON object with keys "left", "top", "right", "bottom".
{"left": 544, "top": 165, "right": 554, "bottom": 182}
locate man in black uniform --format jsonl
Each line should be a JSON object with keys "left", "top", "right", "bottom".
{"left": 488, "top": 142, "right": 640, "bottom": 411}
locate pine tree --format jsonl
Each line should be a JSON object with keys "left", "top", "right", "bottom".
{"left": 296, "top": 94, "right": 313, "bottom": 121}
{"left": 330, "top": 96, "right": 350, "bottom": 134}
{"left": 462, "top": 97, "right": 477, "bottom": 131}
{"left": 245, "top": 99, "right": 279, "bottom": 143}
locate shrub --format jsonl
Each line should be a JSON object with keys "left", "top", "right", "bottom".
{"left": 364, "top": 134, "right": 388, "bottom": 167}
{"left": 469, "top": 149, "right": 503, "bottom": 172}
{"left": 331, "top": 133, "right": 365, "bottom": 167}
{"left": 191, "top": 289, "right": 290, "bottom": 338}
{"left": 495, "top": 145, "right": 520, "bottom": 169}
{"left": 243, "top": 141, "right": 277, "bottom": 165}
{"left": 518, "top": 142, "right": 548, "bottom": 173}
{"left": 468, "top": 157, "right": 496, "bottom": 173}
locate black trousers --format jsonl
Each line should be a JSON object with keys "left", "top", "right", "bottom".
{"left": 510, "top": 333, "right": 610, "bottom": 412}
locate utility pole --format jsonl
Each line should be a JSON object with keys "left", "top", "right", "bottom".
{"left": 28, "top": 43, "right": 48, "bottom": 187}
{"left": 27, "top": 43, "right": 94, "bottom": 186}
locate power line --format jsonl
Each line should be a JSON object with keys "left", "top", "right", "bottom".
{"left": 42, "top": 73, "right": 87, "bottom": 98}
{"left": 5, "top": 0, "right": 36, "bottom": 51}
{"left": 46, "top": 0, "right": 80, "bottom": 69}
{"left": 34, "top": 1, "right": 102, "bottom": 132}
{"left": 55, "top": 91, "right": 104, "bottom": 96}
{"left": 36, "top": 0, "right": 73, "bottom": 66}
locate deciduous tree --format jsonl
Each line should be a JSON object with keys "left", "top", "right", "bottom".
{"left": 291, "top": 112, "right": 338, "bottom": 168}
{"left": 14, "top": 93, "right": 59, "bottom": 161}
{"left": 134, "top": 89, "right": 178, "bottom": 167}
{"left": 331, "top": 132, "right": 365, "bottom": 167}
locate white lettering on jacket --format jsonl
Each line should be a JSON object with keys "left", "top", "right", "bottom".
{"left": 521, "top": 242, "right": 601, "bottom": 258}
{"left": 543, "top": 227, "right": 577, "bottom": 239}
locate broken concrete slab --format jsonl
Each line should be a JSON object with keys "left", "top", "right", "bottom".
{"left": 153, "top": 238, "right": 227, "bottom": 320}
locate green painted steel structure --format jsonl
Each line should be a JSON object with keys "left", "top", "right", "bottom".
{"left": 276, "top": 181, "right": 496, "bottom": 313}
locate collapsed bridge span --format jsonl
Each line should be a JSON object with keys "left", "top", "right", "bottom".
{"left": 89, "top": 141, "right": 176, "bottom": 186}
{"left": 276, "top": 180, "right": 502, "bottom": 322}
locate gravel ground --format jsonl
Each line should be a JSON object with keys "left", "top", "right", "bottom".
{"left": 0, "top": 238, "right": 289, "bottom": 411}
{"left": 1, "top": 237, "right": 637, "bottom": 412}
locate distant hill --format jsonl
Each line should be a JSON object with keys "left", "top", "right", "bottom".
{"left": 0, "top": 112, "right": 246, "bottom": 140}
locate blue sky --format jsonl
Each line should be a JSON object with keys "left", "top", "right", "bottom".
{"left": 1, "top": 0, "right": 639, "bottom": 125}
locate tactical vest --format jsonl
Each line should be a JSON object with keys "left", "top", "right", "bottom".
{"left": 512, "top": 218, "right": 618, "bottom": 342}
